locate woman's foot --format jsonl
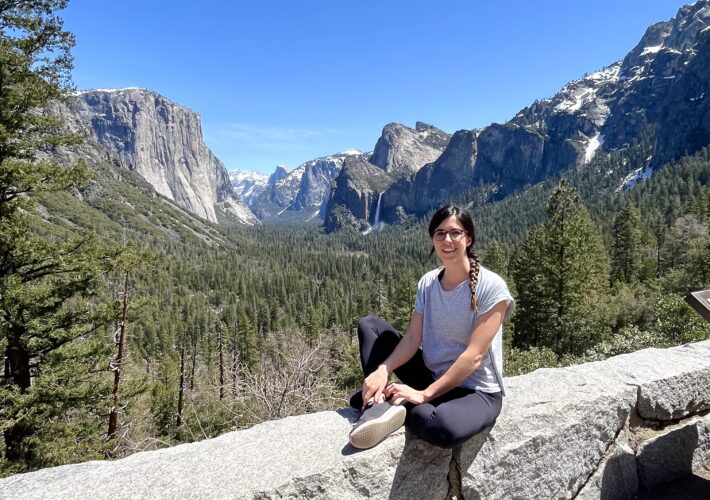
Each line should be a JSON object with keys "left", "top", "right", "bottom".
{"left": 348, "top": 400, "right": 406, "bottom": 449}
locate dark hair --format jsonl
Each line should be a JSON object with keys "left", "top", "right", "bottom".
{"left": 427, "top": 204, "right": 480, "bottom": 310}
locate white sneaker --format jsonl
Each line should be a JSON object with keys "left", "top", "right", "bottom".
{"left": 348, "top": 400, "right": 406, "bottom": 449}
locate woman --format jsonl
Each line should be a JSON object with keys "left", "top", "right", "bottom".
{"left": 348, "top": 204, "right": 514, "bottom": 449}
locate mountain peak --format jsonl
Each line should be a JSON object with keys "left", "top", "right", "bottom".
{"left": 339, "top": 148, "right": 363, "bottom": 156}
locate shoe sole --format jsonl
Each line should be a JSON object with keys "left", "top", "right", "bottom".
{"left": 349, "top": 405, "right": 406, "bottom": 449}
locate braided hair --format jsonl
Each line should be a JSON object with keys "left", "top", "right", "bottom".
{"left": 428, "top": 204, "right": 481, "bottom": 311}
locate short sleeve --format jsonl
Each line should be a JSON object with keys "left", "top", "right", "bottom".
{"left": 414, "top": 275, "right": 426, "bottom": 314}
{"left": 476, "top": 270, "right": 515, "bottom": 321}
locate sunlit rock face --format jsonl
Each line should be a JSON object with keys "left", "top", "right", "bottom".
{"left": 323, "top": 122, "right": 451, "bottom": 232}
{"left": 71, "top": 88, "right": 257, "bottom": 225}
{"left": 370, "top": 122, "right": 451, "bottom": 177}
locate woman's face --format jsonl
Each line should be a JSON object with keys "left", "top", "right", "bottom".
{"left": 432, "top": 215, "right": 472, "bottom": 264}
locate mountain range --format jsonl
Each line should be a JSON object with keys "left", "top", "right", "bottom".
{"left": 323, "top": 0, "right": 710, "bottom": 232}
{"left": 47, "top": 1, "right": 710, "bottom": 234}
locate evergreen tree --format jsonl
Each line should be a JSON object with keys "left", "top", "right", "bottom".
{"left": 511, "top": 182, "right": 610, "bottom": 356}
{"left": 482, "top": 240, "right": 509, "bottom": 279}
{"left": 237, "top": 311, "right": 259, "bottom": 371}
{"left": 389, "top": 269, "right": 416, "bottom": 333}
{"left": 611, "top": 200, "right": 642, "bottom": 283}
{"left": 0, "top": 1, "right": 120, "bottom": 470}
{"left": 510, "top": 227, "right": 555, "bottom": 349}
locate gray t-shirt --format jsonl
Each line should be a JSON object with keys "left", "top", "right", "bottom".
{"left": 414, "top": 265, "right": 515, "bottom": 394}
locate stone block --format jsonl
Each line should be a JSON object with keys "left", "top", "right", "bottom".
{"left": 636, "top": 414, "right": 710, "bottom": 487}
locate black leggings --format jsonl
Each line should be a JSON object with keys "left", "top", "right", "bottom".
{"left": 357, "top": 315, "right": 503, "bottom": 449}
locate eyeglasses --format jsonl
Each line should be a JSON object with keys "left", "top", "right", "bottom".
{"left": 432, "top": 229, "right": 467, "bottom": 241}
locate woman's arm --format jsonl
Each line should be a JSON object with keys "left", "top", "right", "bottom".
{"left": 361, "top": 312, "right": 423, "bottom": 404}
{"left": 385, "top": 301, "right": 507, "bottom": 404}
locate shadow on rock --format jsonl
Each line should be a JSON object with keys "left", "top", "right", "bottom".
{"left": 599, "top": 447, "right": 639, "bottom": 500}
{"left": 453, "top": 427, "right": 494, "bottom": 499}
{"left": 388, "top": 429, "right": 452, "bottom": 500}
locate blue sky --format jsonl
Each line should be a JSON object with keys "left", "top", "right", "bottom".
{"left": 64, "top": 1, "right": 688, "bottom": 175}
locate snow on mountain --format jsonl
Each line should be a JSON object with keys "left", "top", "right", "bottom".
{"left": 250, "top": 149, "right": 370, "bottom": 221}
{"left": 549, "top": 63, "right": 620, "bottom": 125}
{"left": 339, "top": 148, "right": 363, "bottom": 156}
{"left": 584, "top": 133, "right": 604, "bottom": 164}
{"left": 616, "top": 161, "right": 654, "bottom": 193}
{"left": 229, "top": 169, "right": 269, "bottom": 206}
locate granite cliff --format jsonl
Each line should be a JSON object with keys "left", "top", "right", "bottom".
{"left": 324, "top": 122, "right": 451, "bottom": 232}
{"left": 67, "top": 88, "right": 256, "bottom": 225}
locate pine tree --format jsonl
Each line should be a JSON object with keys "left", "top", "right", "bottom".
{"left": 237, "top": 311, "right": 259, "bottom": 371}
{"left": 511, "top": 182, "right": 610, "bottom": 356}
{"left": 510, "top": 227, "right": 555, "bottom": 349}
{"left": 483, "top": 240, "right": 509, "bottom": 279}
{"left": 611, "top": 200, "right": 642, "bottom": 283}
{"left": 0, "top": 1, "right": 121, "bottom": 471}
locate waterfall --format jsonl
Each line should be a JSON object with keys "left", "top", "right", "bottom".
{"left": 373, "top": 192, "right": 383, "bottom": 230}
{"left": 361, "top": 192, "right": 384, "bottom": 235}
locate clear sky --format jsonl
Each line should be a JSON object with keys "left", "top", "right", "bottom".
{"left": 63, "top": 1, "right": 689, "bottom": 175}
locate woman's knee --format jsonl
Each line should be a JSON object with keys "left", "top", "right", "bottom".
{"left": 418, "top": 417, "right": 463, "bottom": 449}
{"left": 357, "top": 315, "right": 381, "bottom": 335}
{"left": 357, "top": 316, "right": 400, "bottom": 343}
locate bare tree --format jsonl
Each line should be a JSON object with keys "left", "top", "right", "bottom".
{"left": 217, "top": 319, "right": 225, "bottom": 400}
{"left": 107, "top": 272, "right": 130, "bottom": 443}
{"left": 236, "top": 334, "right": 339, "bottom": 423}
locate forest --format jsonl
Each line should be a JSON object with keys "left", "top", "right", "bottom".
{"left": 1, "top": 1, "right": 709, "bottom": 476}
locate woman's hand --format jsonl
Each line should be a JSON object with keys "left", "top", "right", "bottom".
{"left": 362, "top": 365, "right": 389, "bottom": 405}
{"left": 384, "top": 382, "right": 428, "bottom": 405}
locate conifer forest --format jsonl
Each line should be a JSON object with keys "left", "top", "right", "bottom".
{"left": 1, "top": 1, "right": 709, "bottom": 476}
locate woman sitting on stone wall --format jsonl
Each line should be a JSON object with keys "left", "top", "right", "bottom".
{"left": 347, "top": 204, "right": 514, "bottom": 449}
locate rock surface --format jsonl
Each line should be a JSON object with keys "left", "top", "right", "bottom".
{"left": 323, "top": 122, "right": 450, "bottom": 232}
{"left": 575, "top": 431, "right": 639, "bottom": 500}
{"left": 322, "top": 156, "right": 396, "bottom": 233}
{"left": 2, "top": 340, "right": 709, "bottom": 499}
{"left": 370, "top": 122, "right": 451, "bottom": 177}
{"left": 636, "top": 414, "right": 710, "bottom": 488}
{"left": 70, "top": 88, "right": 257, "bottom": 225}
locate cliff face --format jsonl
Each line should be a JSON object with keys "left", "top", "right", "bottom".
{"left": 251, "top": 152, "right": 363, "bottom": 223}
{"left": 323, "top": 156, "right": 395, "bottom": 232}
{"left": 381, "top": 130, "right": 479, "bottom": 219}
{"left": 70, "top": 88, "right": 257, "bottom": 225}
{"left": 3, "top": 341, "right": 709, "bottom": 499}
{"left": 323, "top": 123, "right": 451, "bottom": 232}
{"left": 370, "top": 122, "right": 451, "bottom": 177}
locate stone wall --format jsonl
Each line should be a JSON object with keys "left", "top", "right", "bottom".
{"left": 2, "top": 341, "right": 709, "bottom": 499}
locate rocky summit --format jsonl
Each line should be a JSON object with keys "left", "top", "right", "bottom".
{"left": 324, "top": 122, "right": 452, "bottom": 232}
{"left": 370, "top": 122, "right": 452, "bottom": 177}
{"left": 2, "top": 340, "right": 709, "bottom": 499}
